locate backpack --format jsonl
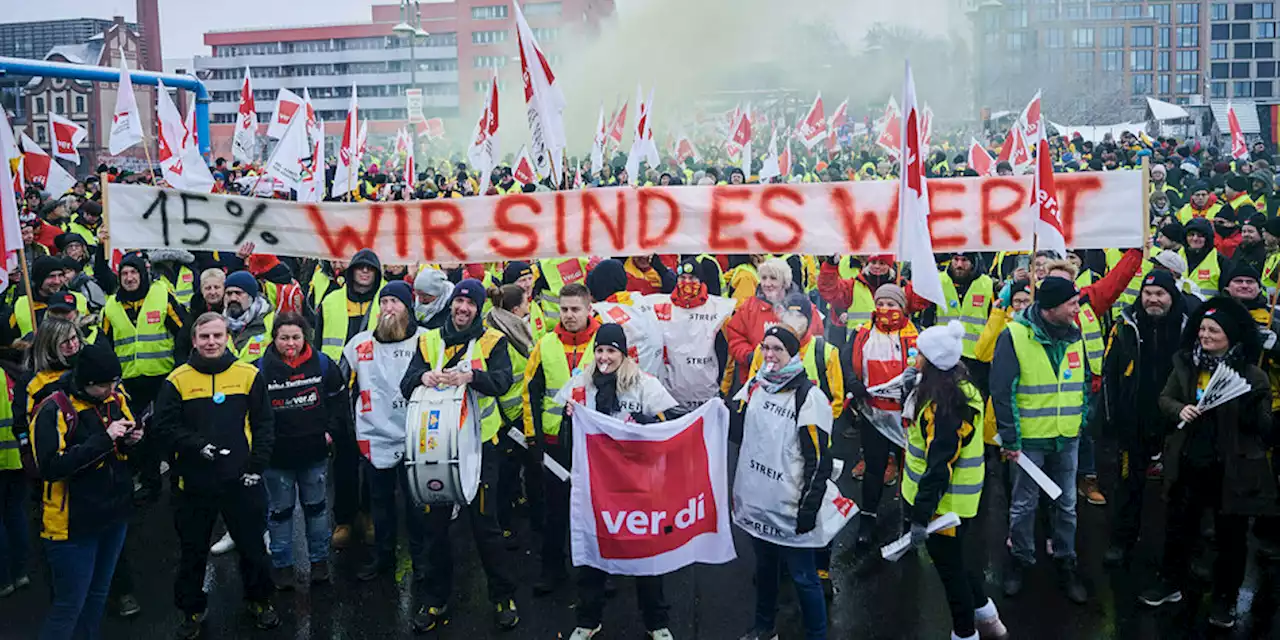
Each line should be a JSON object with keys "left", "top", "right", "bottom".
{"left": 23, "top": 390, "right": 79, "bottom": 480}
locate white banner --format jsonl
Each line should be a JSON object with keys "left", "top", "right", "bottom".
{"left": 570, "top": 399, "right": 736, "bottom": 576}
{"left": 105, "top": 172, "right": 1142, "bottom": 262}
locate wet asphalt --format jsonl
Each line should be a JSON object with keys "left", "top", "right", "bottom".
{"left": 3, "top": 429, "right": 1280, "bottom": 640}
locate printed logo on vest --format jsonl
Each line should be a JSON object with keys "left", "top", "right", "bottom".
{"left": 356, "top": 340, "right": 374, "bottom": 362}
{"left": 248, "top": 342, "right": 261, "bottom": 355}
{"left": 653, "top": 303, "right": 673, "bottom": 321}
{"left": 1083, "top": 308, "right": 1095, "bottom": 323}
{"left": 1066, "top": 351, "right": 1082, "bottom": 369}
{"left": 557, "top": 260, "right": 584, "bottom": 284}
{"left": 359, "top": 389, "right": 372, "bottom": 413}
{"left": 182, "top": 272, "right": 194, "bottom": 283}
{"left": 1198, "top": 269, "right": 1211, "bottom": 279}
{"left": 606, "top": 306, "right": 631, "bottom": 324}
{"left": 146, "top": 310, "right": 162, "bottom": 324}
{"left": 470, "top": 358, "right": 483, "bottom": 372}
{"left": 972, "top": 295, "right": 985, "bottom": 306}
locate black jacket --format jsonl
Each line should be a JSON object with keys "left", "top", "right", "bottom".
{"left": 154, "top": 350, "right": 275, "bottom": 495}
{"left": 257, "top": 345, "right": 348, "bottom": 470}
{"left": 1102, "top": 303, "right": 1188, "bottom": 444}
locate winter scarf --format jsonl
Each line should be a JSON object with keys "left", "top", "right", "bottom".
{"left": 224, "top": 295, "right": 272, "bottom": 334}
{"left": 756, "top": 354, "right": 805, "bottom": 394}
{"left": 487, "top": 307, "right": 533, "bottom": 358}
{"left": 672, "top": 280, "right": 709, "bottom": 308}
{"left": 593, "top": 369, "right": 621, "bottom": 415}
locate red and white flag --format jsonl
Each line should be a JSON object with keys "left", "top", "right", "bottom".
{"left": 403, "top": 152, "right": 416, "bottom": 193}
{"left": 264, "top": 105, "right": 310, "bottom": 193}
{"left": 1228, "top": 102, "right": 1249, "bottom": 160}
{"left": 875, "top": 97, "right": 902, "bottom": 158}
{"left": 394, "top": 128, "right": 410, "bottom": 156}
{"left": 357, "top": 119, "right": 368, "bottom": 158}
{"left": 795, "top": 92, "right": 827, "bottom": 149}
{"left": 921, "top": 105, "right": 934, "bottom": 156}
{"left": 232, "top": 68, "right": 257, "bottom": 163}
{"left": 759, "top": 125, "right": 781, "bottom": 182}
{"left": 180, "top": 99, "right": 215, "bottom": 192}
{"left": 826, "top": 98, "right": 848, "bottom": 154}
{"left": 968, "top": 138, "right": 993, "bottom": 176}
{"left": 569, "top": 400, "right": 736, "bottom": 576}
{"left": 1033, "top": 113, "right": 1068, "bottom": 259}
{"left": 298, "top": 88, "right": 324, "bottom": 203}
{"left": 779, "top": 137, "right": 792, "bottom": 180}
{"left": 996, "top": 125, "right": 1016, "bottom": 165}
{"left": 607, "top": 102, "right": 628, "bottom": 150}
{"left": 513, "top": 0, "right": 567, "bottom": 186}
{"left": 467, "top": 72, "right": 501, "bottom": 193}
{"left": 625, "top": 85, "right": 658, "bottom": 185}
{"left": 330, "top": 89, "right": 359, "bottom": 198}
{"left": 0, "top": 108, "right": 24, "bottom": 292}
{"left": 48, "top": 113, "right": 87, "bottom": 164}
{"left": 673, "top": 131, "right": 699, "bottom": 166}
{"left": 21, "top": 133, "right": 75, "bottom": 197}
{"left": 108, "top": 46, "right": 143, "bottom": 155}
{"left": 591, "top": 104, "right": 607, "bottom": 177}
{"left": 513, "top": 144, "right": 536, "bottom": 185}
{"left": 725, "top": 104, "right": 743, "bottom": 159}
{"left": 1019, "top": 90, "right": 1043, "bottom": 146}
{"left": 897, "top": 62, "right": 944, "bottom": 306}
{"left": 155, "top": 82, "right": 213, "bottom": 193}
{"left": 1010, "top": 124, "right": 1032, "bottom": 169}
{"left": 731, "top": 103, "right": 752, "bottom": 178}
{"left": 421, "top": 117, "right": 446, "bottom": 141}
{"left": 267, "top": 88, "right": 303, "bottom": 140}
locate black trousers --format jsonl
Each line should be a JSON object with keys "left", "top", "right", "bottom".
{"left": 418, "top": 441, "right": 516, "bottom": 607}
{"left": 1110, "top": 434, "right": 1163, "bottom": 551}
{"left": 576, "top": 567, "right": 669, "bottom": 631}
{"left": 926, "top": 519, "right": 986, "bottom": 638}
{"left": 860, "top": 417, "right": 899, "bottom": 516}
{"left": 496, "top": 431, "right": 521, "bottom": 533}
{"left": 541, "top": 443, "right": 572, "bottom": 579}
{"left": 331, "top": 425, "right": 368, "bottom": 527}
{"left": 366, "top": 462, "right": 427, "bottom": 569}
{"left": 172, "top": 483, "right": 273, "bottom": 614}
{"left": 1160, "top": 465, "right": 1250, "bottom": 599}
{"left": 122, "top": 375, "right": 164, "bottom": 496}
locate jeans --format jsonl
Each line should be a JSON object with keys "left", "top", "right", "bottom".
{"left": 0, "top": 470, "right": 29, "bottom": 586}
{"left": 750, "top": 537, "right": 827, "bottom": 640}
{"left": 1009, "top": 438, "right": 1079, "bottom": 564}
{"left": 173, "top": 483, "right": 274, "bottom": 614}
{"left": 576, "top": 567, "right": 668, "bottom": 631}
{"left": 40, "top": 522, "right": 127, "bottom": 640}
{"left": 265, "top": 462, "right": 331, "bottom": 568}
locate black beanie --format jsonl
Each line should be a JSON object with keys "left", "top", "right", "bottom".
{"left": 1139, "top": 270, "right": 1179, "bottom": 299}
{"left": 595, "top": 323, "right": 628, "bottom": 355}
{"left": 675, "top": 257, "right": 702, "bottom": 280}
{"left": 31, "top": 256, "right": 63, "bottom": 288}
{"left": 1266, "top": 217, "right": 1280, "bottom": 238}
{"left": 1195, "top": 296, "right": 1257, "bottom": 353}
{"left": 1223, "top": 260, "right": 1261, "bottom": 285}
{"left": 54, "top": 232, "right": 86, "bottom": 253}
{"left": 1245, "top": 213, "right": 1268, "bottom": 232}
{"left": 502, "top": 261, "right": 533, "bottom": 286}
{"left": 448, "top": 278, "right": 486, "bottom": 310}
{"left": 74, "top": 342, "right": 122, "bottom": 388}
{"left": 585, "top": 259, "right": 627, "bottom": 302}
{"left": 378, "top": 280, "right": 415, "bottom": 310}
{"left": 763, "top": 325, "right": 801, "bottom": 356}
{"left": 1160, "top": 222, "right": 1187, "bottom": 246}
{"left": 47, "top": 291, "right": 77, "bottom": 312}
{"left": 1036, "top": 276, "right": 1079, "bottom": 310}
{"left": 1227, "top": 175, "right": 1250, "bottom": 192}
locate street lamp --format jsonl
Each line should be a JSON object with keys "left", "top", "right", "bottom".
{"left": 396, "top": 0, "right": 428, "bottom": 170}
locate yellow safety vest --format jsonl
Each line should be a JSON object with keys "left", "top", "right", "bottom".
{"left": 102, "top": 285, "right": 176, "bottom": 379}
{"left": 844, "top": 280, "right": 877, "bottom": 338}
{"left": 1105, "top": 248, "right": 1150, "bottom": 320}
{"left": 228, "top": 312, "right": 274, "bottom": 364}
{"left": 1007, "top": 322, "right": 1086, "bottom": 440}
{"left": 537, "top": 258, "right": 588, "bottom": 322}
{"left": 66, "top": 220, "right": 99, "bottom": 247}
{"left": 1228, "top": 193, "right": 1255, "bottom": 211}
{"left": 420, "top": 328, "right": 504, "bottom": 442}
{"left": 15, "top": 292, "right": 89, "bottom": 337}
{"left": 0, "top": 375, "right": 16, "bottom": 471}
{"left": 937, "top": 273, "right": 993, "bottom": 360}
{"left": 169, "top": 267, "right": 195, "bottom": 306}
{"left": 1176, "top": 202, "right": 1223, "bottom": 224}
{"left": 1182, "top": 247, "right": 1222, "bottom": 298}
{"left": 838, "top": 256, "right": 860, "bottom": 280}
{"left": 499, "top": 342, "right": 529, "bottom": 423}
{"left": 309, "top": 266, "right": 334, "bottom": 305}
{"left": 536, "top": 332, "right": 596, "bottom": 439}
{"left": 318, "top": 288, "right": 381, "bottom": 361}
{"left": 1263, "top": 252, "right": 1280, "bottom": 295}
{"left": 1076, "top": 306, "right": 1105, "bottom": 375}
{"left": 528, "top": 301, "right": 549, "bottom": 342}
{"left": 902, "top": 380, "right": 985, "bottom": 518}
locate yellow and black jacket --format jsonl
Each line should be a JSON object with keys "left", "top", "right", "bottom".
{"left": 31, "top": 379, "right": 135, "bottom": 541}
{"left": 154, "top": 350, "right": 274, "bottom": 495}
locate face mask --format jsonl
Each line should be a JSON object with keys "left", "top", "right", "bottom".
{"left": 873, "top": 308, "right": 907, "bottom": 332}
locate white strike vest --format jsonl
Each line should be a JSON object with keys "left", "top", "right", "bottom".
{"left": 343, "top": 328, "right": 424, "bottom": 469}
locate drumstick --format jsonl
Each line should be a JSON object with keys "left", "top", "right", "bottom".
{"left": 506, "top": 427, "right": 570, "bottom": 482}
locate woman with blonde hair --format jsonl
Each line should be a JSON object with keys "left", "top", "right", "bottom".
{"left": 725, "top": 258, "right": 822, "bottom": 390}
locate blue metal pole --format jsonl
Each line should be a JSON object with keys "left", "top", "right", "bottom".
{"left": 0, "top": 56, "right": 212, "bottom": 157}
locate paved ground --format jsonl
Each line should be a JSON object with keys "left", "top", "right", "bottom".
{"left": 4, "top": 430, "right": 1280, "bottom": 639}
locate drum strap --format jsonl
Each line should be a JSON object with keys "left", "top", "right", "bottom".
{"left": 435, "top": 340, "right": 478, "bottom": 372}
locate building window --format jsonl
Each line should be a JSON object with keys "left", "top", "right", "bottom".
{"left": 1258, "top": 42, "right": 1275, "bottom": 58}
{"left": 1045, "top": 28, "right": 1064, "bottom": 49}
{"left": 1176, "top": 50, "right": 1199, "bottom": 70}
{"left": 1152, "top": 4, "right": 1171, "bottom": 23}
{"left": 1131, "top": 50, "right": 1154, "bottom": 71}
{"left": 1211, "top": 81, "right": 1228, "bottom": 98}
{"left": 1133, "top": 74, "right": 1154, "bottom": 95}
{"left": 1159, "top": 75, "right": 1171, "bottom": 94}
{"left": 1072, "top": 51, "right": 1094, "bottom": 69}
{"left": 1212, "top": 62, "right": 1230, "bottom": 78}
{"left": 1176, "top": 74, "right": 1199, "bottom": 93}
{"left": 1159, "top": 51, "right": 1171, "bottom": 71}
{"left": 1212, "top": 43, "right": 1228, "bottom": 59}
{"left": 522, "top": 1, "right": 561, "bottom": 15}
{"left": 531, "top": 27, "right": 558, "bottom": 42}
{"left": 1258, "top": 80, "right": 1275, "bottom": 97}
{"left": 74, "top": 96, "right": 85, "bottom": 113}
{"left": 1092, "top": 5, "right": 1112, "bottom": 19}
{"left": 1212, "top": 23, "right": 1231, "bottom": 39}
{"left": 1237, "top": 3, "right": 1255, "bottom": 18}
{"left": 471, "top": 30, "right": 508, "bottom": 44}
{"left": 1176, "top": 27, "right": 1199, "bottom": 47}
{"left": 1211, "top": 3, "right": 1229, "bottom": 20}
{"left": 54, "top": 97, "right": 64, "bottom": 113}
{"left": 473, "top": 55, "right": 506, "bottom": 68}
{"left": 425, "top": 32, "right": 457, "bottom": 47}
{"left": 1234, "top": 61, "right": 1252, "bottom": 77}
{"left": 1236, "top": 81, "right": 1255, "bottom": 97}
{"left": 471, "top": 5, "right": 508, "bottom": 20}
{"left": 1233, "top": 22, "right": 1253, "bottom": 38}
{"left": 1261, "top": 61, "right": 1278, "bottom": 77}
{"left": 34, "top": 97, "right": 44, "bottom": 115}
{"left": 1159, "top": 27, "right": 1171, "bottom": 47}
{"left": 1236, "top": 42, "right": 1254, "bottom": 58}
{"left": 1103, "top": 50, "right": 1124, "bottom": 71}
{"left": 1102, "top": 26, "right": 1123, "bottom": 48}
{"left": 1132, "top": 26, "right": 1154, "bottom": 46}
{"left": 1006, "top": 9, "right": 1028, "bottom": 28}
{"left": 1259, "top": 22, "right": 1278, "bottom": 39}
{"left": 1178, "top": 3, "right": 1199, "bottom": 23}
{"left": 1007, "top": 32, "right": 1025, "bottom": 51}
{"left": 1260, "top": 3, "right": 1276, "bottom": 19}
{"left": 1071, "top": 28, "right": 1093, "bottom": 48}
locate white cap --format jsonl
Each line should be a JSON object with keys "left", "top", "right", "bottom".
{"left": 1152, "top": 251, "right": 1187, "bottom": 277}
{"left": 917, "top": 320, "right": 966, "bottom": 371}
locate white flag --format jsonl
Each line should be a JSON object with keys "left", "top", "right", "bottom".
{"left": 736, "top": 103, "right": 753, "bottom": 180}
{"left": 48, "top": 113, "right": 87, "bottom": 165}
{"left": 896, "top": 61, "right": 944, "bottom": 306}
{"left": 264, "top": 110, "right": 310, "bottom": 193}
{"left": 513, "top": 0, "right": 567, "bottom": 186}
{"left": 156, "top": 81, "right": 190, "bottom": 189}
{"left": 759, "top": 125, "right": 781, "bottom": 182}
{"left": 590, "top": 104, "right": 606, "bottom": 178}
{"left": 330, "top": 89, "right": 359, "bottom": 198}
{"left": 267, "top": 88, "right": 304, "bottom": 140}
{"left": 231, "top": 68, "right": 257, "bottom": 163}
{"left": 467, "top": 72, "right": 501, "bottom": 194}
{"left": 108, "top": 47, "right": 143, "bottom": 155}
{"left": 20, "top": 133, "right": 75, "bottom": 197}
{"left": 178, "top": 99, "right": 215, "bottom": 193}
{"left": 0, "top": 109, "right": 24, "bottom": 292}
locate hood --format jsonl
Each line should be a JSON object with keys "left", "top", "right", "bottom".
{"left": 345, "top": 249, "right": 383, "bottom": 296}
{"left": 147, "top": 248, "right": 195, "bottom": 266}
{"left": 585, "top": 259, "right": 627, "bottom": 303}
{"left": 1183, "top": 217, "right": 1215, "bottom": 249}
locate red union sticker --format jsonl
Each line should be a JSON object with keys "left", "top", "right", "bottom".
{"left": 1067, "top": 351, "right": 1082, "bottom": 369}
{"left": 654, "top": 303, "right": 672, "bottom": 321}
{"left": 557, "top": 259, "right": 584, "bottom": 284}
{"left": 606, "top": 306, "right": 630, "bottom": 324}
{"left": 470, "top": 358, "right": 483, "bottom": 372}
{"left": 359, "top": 389, "right": 372, "bottom": 413}
{"left": 249, "top": 342, "right": 261, "bottom": 355}
{"left": 146, "top": 310, "right": 162, "bottom": 324}
{"left": 832, "top": 495, "right": 857, "bottom": 517}
{"left": 588, "top": 418, "right": 717, "bottom": 559}
{"left": 356, "top": 340, "right": 374, "bottom": 362}
{"left": 182, "top": 272, "right": 194, "bottom": 283}
{"left": 1083, "top": 308, "right": 1095, "bottom": 322}
{"left": 971, "top": 295, "right": 985, "bottom": 306}
{"left": 1198, "top": 269, "right": 1211, "bottom": 279}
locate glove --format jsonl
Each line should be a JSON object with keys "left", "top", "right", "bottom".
{"left": 241, "top": 473, "right": 262, "bottom": 487}
{"left": 1262, "top": 329, "right": 1277, "bottom": 351}
{"left": 796, "top": 512, "right": 816, "bottom": 535}
{"left": 900, "top": 367, "right": 919, "bottom": 396}
{"left": 848, "top": 378, "right": 871, "bottom": 402}
{"left": 199, "top": 444, "right": 217, "bottom": 461}
{"left": 909, "top": 522, "right": 928, "bottom": 549}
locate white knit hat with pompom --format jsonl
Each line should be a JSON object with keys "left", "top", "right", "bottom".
{"left": 917, "top": 320, "right": 966, "bottom": 371}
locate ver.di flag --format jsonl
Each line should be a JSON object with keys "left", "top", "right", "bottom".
{"left": 108, "top": 47, "right": 143, "bottom": 155}
{"left": 1033, "top": 112, "right": 1068, "bottom": 259}
{"left": 0, "top": 108, "right": 24, "bottom": 291}
{"left": 48, "top": 113, "right": 87, "bottom": 164}
{"left": 898, "top": 61, "right": 944, "bottom": 306}
{"left": 231, "top": 67, "right": 257, "bottom": 163}
{"left": 267, "top": 88, "right": 303, "bottom": 140}
{"left": 20, "top": 133, "right": 75, "bottom": 197}
{"left": 570, "top": 399, "right": 736, "bottom": 576}
{"left": 796, "top": 92, "right": 826, "bottom": 150}
{"left": 1228, "top": 101, "right": 1248, "bottom": 160}
{"left": 513, "top": 0, "right": 567, "bottom": 186}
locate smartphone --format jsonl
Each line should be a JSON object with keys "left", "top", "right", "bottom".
{"left": 1014, "top": 254, "right": 1031, "bottom": 272}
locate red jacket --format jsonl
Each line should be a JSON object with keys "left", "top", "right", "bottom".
{"left": 816, "top": 262, "right": 930, "bottom": 317}
{"left": 724, "top": 294, "right": 824, "bottom": 383}
{"left": 1081, "top": 248, "right": 1142, "bottom": 318}
{"left": 1216, "top": 231, "right": 1242, "bottom": 258}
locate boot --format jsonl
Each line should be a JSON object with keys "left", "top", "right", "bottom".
{"left": 494, "top": 599, "right": 520, "bottom": 630}
{"left": 331, "top": 524, "right": 352, "bottom": 550}
{"left": 245, "top": 601, "right": 280, "bottom": 630}
{"left": 854, "top": 513, "right": 877, "bottom": 552}
{"left": 1077, "top": 476, "right": 1106, "bottom": 506}
{"left": 974, "top": 598, "right": 1008, "bottom": 638}
{"left": 1103, "top": 544, "right": 1128, "bottom": 567}
{"left": 412, "top": 604, "right": 450, "bottom": 633}
{"left": 1057, "top": 558, "right": 1087, "bottom": 604}
{"left": 175, "top": 610, "right": 206, "bottom": 640}
{"left": 1002, "top": 557, "right": 1026, "bottom": 597}
{"left": 271, "top": 566, "right": 295, "bottom": 592}
{"left": 310, "top": 561, "right": 330, "bottom": 584}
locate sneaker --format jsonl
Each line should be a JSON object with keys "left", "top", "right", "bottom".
{"left": 357, "top": 557, "right": 391, "bottom": 582}
{"left": 13, "top": 575, "right": 29, "bottom": 589}
{"left": 738, "top": 629, "right": 778, "bottom": 640}
{"left": 1103, "top": 545, "right": 1128, "bottom": 567}
{"left": 176, "top": 611, "right": 206, "bottom": 640}
{"left": 331, "top": 524, "right": 352, "bottom": 550}
{"left": 817, "top": 569, "right": 834, "bottom": 600}
{"left": 310, "top": 561, "right": 330, "bottom": 584}
{"left": 1002, "top": 558, "right": 1026, "bottom": 597}
{"left": 569, "top": 626, "right": 602, "bottom": 640}
{"left": 494, "top": 599, "right": 519, "bottom": 630}
{"left": 884, "top": 456, "right": 898, "bottom": 486}
{"left": 246, "top": 601, "right": 280, "bottom": 630}
{"left": 210, "top": 532, "right": 235, "bottom": 555}
{"left": 851, "top": 459, "right": 866, "bottom": 480}
{"left": 1057, "top": 559, "right": 1087, "bottom": 604}
{"left": 648, "top": 629, "right": 675, "bottom": 640}
{"left": 1078, "top": 476, "right": 1106, "bottom": 506}
{"left": 412, "top": 604, "right": 450, "bottom": 633}
{"left": 1208, "top": 599, "right": 1236, "bottom": 629}
{"left": 1138, "top": 581, "right": 1183, "bottom": 607}
{"left": 533, "top": 571, "right": 567, "bottom": 596}
{"left": 117, "top": 594, "right": 142, "bottom": 617}
{"left": 0, "top": 584, "right": 13, "bottom": 598}
{"left": 271, "top": 566, "right": 295, "bottom": 591}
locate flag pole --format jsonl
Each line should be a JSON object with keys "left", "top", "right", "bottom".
{"left": 1140, "top": 155, "right": 1152, "bottom": 261}
{"left": 99, "top": 171, "right": 112, "bottom": 260}
{"left": 16, "top": 245, "right": 37, "bottom": 335}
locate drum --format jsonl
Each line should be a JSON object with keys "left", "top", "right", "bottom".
{"left": 404, "top": 383, "right": 482, "bottom": 506}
